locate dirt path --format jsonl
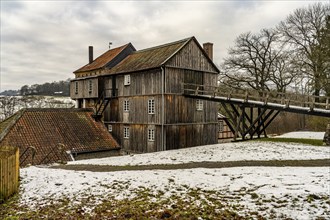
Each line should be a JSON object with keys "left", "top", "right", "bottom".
{"left": 52, "top": 159, "right": 330, "bottom": 172}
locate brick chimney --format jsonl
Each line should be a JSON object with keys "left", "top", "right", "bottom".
{"left": 203, "top": 42, "right": 213, "bottom": 60}
{"left": 89, "top": 46, "right": 93, "bottom": 64}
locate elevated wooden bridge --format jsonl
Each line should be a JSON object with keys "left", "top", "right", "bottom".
{"left": 182, "top": 83, "right": 330, "bottom": 141}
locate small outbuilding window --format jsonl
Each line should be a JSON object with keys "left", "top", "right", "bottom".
{"left": 218, "top": 120, "right": 224, "bottom": 132}
{"left": 124, "top": 74, "right": 130, "bottom": 86}
{"left": 196, "top": 99, "right": 203, "bottom": 111}
{"left": 124, "top": 100, "right": 130, "bottom": 112}
{"left": 148, "top": 129, "right": 155, "bottom": 142}
{"left": 148, "top": 99, "right": 155, "bottom": 114}
{"left": 124, "top": 127, "right": 130, "bottom": 139}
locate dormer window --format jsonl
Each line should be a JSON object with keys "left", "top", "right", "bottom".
{"left": 124, "top": 75, "right": 130, "bottom": 86}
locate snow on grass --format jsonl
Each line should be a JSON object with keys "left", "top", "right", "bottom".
{"left": 274, "top": 131, "right": 325, "bottom": 140}
{"left": 20, "top": 166, "right": 330, "bottom": 219}
{"left": 17, "top": 137, "right": 330, "bottom": 219}
{"left": 70, "top": 141, "right": 330, "bottom": 166}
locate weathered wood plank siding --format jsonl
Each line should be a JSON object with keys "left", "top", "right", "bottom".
{"left": 70, "top": 77, "right": 99, "bottom": 99}
{"left": 101, "top": 39, "right": 219, "bottom": 152}
{"left": 166, "top": 39, "right": 218, "bottom": 73}
{"left": 107, "top": 123, "right": 161, "bottom": 153}
{"left": 164, "top": 124, "right": 217, "bottom": 150}
{"left": 164, "top": 95, "right": 217, "bottom": 124}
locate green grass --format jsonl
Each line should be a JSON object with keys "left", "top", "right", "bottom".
{"left": 257, "top": 137, "right": 324, "bottom": 146}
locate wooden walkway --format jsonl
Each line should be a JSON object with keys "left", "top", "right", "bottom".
{"left": 182, "top": 83, "right": 330, "bottom": 140}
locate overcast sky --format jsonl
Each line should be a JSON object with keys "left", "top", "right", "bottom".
{"left": 0, "top": 0, "right": 325, "bottom": 92}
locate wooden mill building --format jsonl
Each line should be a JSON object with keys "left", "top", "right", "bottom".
{"left": 71, "top": 37, "right": 220, "bottom": 153}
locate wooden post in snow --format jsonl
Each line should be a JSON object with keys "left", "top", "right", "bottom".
{"left": 324, "top": 124, "right": 330, "bottom": 146}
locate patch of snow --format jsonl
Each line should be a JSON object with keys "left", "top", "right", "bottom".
{"left": 20, "top": 166, "right": 330, "bottom": 219}
{"left": 275, "top": 131, "right": 325, "bottom": 140}
{"left": 70, "top": 141, "right": 330, "bottom": 166}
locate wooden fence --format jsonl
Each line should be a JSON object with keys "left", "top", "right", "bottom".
{"left": 0, "top": 146, "right": 19, "bottom": 203}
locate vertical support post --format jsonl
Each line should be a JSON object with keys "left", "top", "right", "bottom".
{"left": 257, "top": 108, "right": 261, "bottom": 138}
{"left": 242, "top": 106, "right": 246, "bottom": 140}
{"left": 250, "top": 107, "right": 253, "bottom": 139}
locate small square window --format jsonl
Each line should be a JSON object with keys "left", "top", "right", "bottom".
{"left": 108, "top": 124, "right": 112, "bottom": 132}
{"left": 124, "top": 127, "right": 130, "bottom": 139}
{"left": 148, "top": 99, "right": 155, "bottom": 114}
{"left": 148, "top": 129, "right": 155, "bottom": 142}
{"left": 124, "top": 100, "right": 130, "bottom": 112}
{"left": 196, "top": 99, "right": 203, "bottom": 111}
{"left": 124, "top": 75, "right": 130, "bottom": 86}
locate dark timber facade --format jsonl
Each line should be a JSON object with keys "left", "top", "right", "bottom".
{"left": 71, "top": 37, "right": 219, "bottom": 153}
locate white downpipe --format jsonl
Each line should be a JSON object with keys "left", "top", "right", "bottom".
{"left": 161, "top": 66, "right": 165, "bottom": 151}
{"left": 83, "top": 99, "right": 87, "bottom": 108}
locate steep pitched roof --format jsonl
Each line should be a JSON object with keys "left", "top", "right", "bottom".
{"left": 0, "top": 108, "right": 119, "bottom": 166}
{"left": 108, "top": 38, "right": 191, "bottom": 74}
{"left": 74, "top": 43, "right": 136, "bottom": 73}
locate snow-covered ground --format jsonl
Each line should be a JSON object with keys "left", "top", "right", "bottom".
{"left": 274, "top": 131, "right": 325, "bottom": 140}
{"left": 70, "top": 141, "right": 329, "bottom": 166}
{"left": 19, "top": 139, "right": 330, "bottom": 219}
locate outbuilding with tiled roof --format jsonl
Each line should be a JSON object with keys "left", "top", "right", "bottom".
{"left": 0, "top": 108, "right": 120, "bottom": 166}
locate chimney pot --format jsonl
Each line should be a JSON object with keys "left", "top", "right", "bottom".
{"left": 89, "top": 46, "right": 93, "bottom": 64}
{"left": 203, "top": 42, "right": 213, "bottom": 61}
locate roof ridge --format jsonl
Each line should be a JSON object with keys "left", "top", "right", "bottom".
{"left": 93, "top": 43, "right": 130, "bottom": 60}
{"left": 134, "top": 37, "right": 193, "bottom": 53}
{"left": 0, "top": 109, "right": 25, "bottom": 143}
{"left": 73, "top": 43, "right": 132, "bottom": 73}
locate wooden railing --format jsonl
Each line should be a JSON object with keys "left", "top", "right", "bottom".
{"left": 0, "top": 146, "right": 19, "bottom": 203}
{"left": 182, "top": 83, "right": 330, "bottom": 110}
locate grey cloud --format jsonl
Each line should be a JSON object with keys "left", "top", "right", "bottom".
{"left": 0, "top": 0, "right": 320, "bottom": 91}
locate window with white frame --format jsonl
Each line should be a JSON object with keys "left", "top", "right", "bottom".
{"left": 108, "top": 124, "right": 112, "bottom": 132}
{"left": 88, "top": 80, "right": 93, "bottom": 93}
{"left": 124, "top": 127, "right": 130, "bottom": 139}
{"left": 148, "top": 129, "right": 155, "bottom": 142}
{"left": 75, "top": 81, "right": 78, "bottom": 94}
{"left": 218, "top": 120, "right": 224, "bottom": 132}
{"left": 148, "top": 99, "right": 155, "bottom": 114}
{"left": 124, "top": 74, "right": 130, "bottom": 86}
{"left": 124, "top": 100, "right": 130, "bottom": 112}
{"left": 196, "top": 99, "right": 203, "bottom": 111}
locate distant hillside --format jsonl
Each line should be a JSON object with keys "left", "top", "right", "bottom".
{"left": 0, "top": 79, "right": 71, "bottom": 96}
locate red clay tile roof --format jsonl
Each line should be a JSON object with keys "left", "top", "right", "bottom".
{"left": 0, "top": 108, "right": 119, "bottom": 166}
{"left": 108, "top": 38, "right": 191, "bottom": 74}
{"left": 74, "top": 44, "right": 133, "bottom": 73}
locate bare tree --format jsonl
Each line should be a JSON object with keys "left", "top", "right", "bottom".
{"left": 220, "top": 28, "right": 298, "bottom": 94}
{"left": 270, "top": 51, "right": 300, "bottom": 93}
{"left": 277, "top": 3, "right": 330, "bottom": 97}
{"left": 0, "top": 96, "right": 18, "bottom": 120}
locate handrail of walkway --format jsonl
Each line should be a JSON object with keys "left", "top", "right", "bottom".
{"left": 182, "top": 83, "right": 330, "bottom": 111}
